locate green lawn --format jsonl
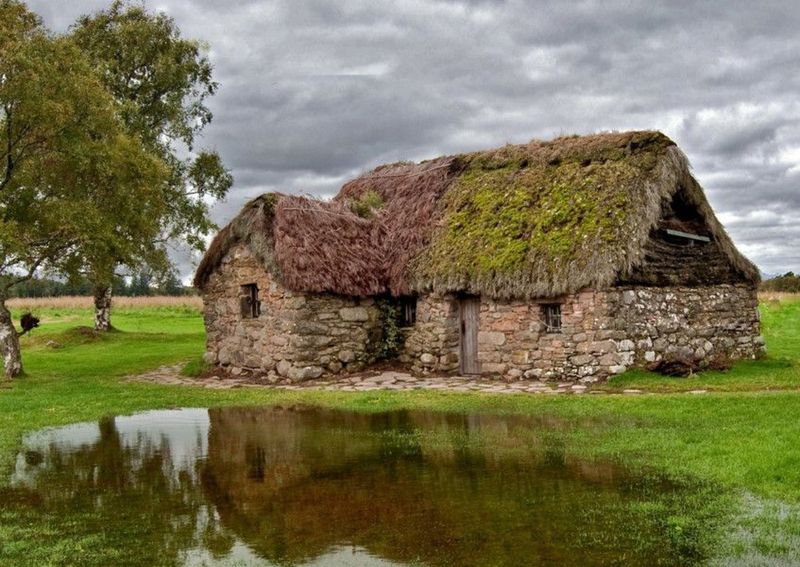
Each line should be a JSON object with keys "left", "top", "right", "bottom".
{"left": 1, "top": 299, "right": 799, "bottom": 565}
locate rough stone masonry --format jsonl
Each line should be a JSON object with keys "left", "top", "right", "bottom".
{"left": 397, "top": 284, "right": 762, "bottom": 382}
{"left": 202, "top": 245, "right": 383, "bottom": 382}
{"left": 203, "top": 244, "right": 762, "bottom": 382}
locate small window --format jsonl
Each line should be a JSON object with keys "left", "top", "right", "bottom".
{"left": 542, "top": 304, "right": 562, "bottom": 333}
{"left": 240, "top": 284, "right": 261, "bottom": 319}
{"left": 399, "top": 296, "right": 417, "bottom": 328}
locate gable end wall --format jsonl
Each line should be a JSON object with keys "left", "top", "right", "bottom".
{"left": 202, "top": 244, "right": 382, "bottom": 381}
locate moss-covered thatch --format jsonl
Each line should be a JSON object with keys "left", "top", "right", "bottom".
{"left": 195, "top": 131, "right": 758, "bottom": 298}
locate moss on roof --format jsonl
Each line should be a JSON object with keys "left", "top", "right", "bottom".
{"left": 409, "top": 131, "right": 681, "bottom": 297}
{"left": 195, "top": 131, "right": 758, "bottom": 298}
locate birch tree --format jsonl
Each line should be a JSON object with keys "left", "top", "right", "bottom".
{"left": 72, "top": 1, "right": 232, "bottom": 330}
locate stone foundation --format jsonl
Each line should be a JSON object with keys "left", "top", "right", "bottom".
{"left": 609, "top": 284, "right": 763, "bottom": 369}
{"left": 203, "top": 246, "right": 762, "bottom": 382}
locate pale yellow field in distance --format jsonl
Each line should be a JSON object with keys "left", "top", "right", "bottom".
{"left": 7, "top": 295, "right": 203, "bottom": 311}
{"left": 6, "top": 293, "right": 798, "bottom": 311}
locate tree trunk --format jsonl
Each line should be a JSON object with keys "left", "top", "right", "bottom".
{"left": 0, "top": 299, "right": 22, "bottom": 378}
{"left": 94, "top": 284, "right": 113, "bottom": 332}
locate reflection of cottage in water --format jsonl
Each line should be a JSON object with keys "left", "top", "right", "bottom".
{"left": 200, "top": 407, "right": 685, "bottom": 566}
{"left": 6, "top": 407, "right": 705, "bottom": 565}
{"left": 195, "top": 131, "right": 763, "bottom": 383}
{"left": 11, "top": 408, "right": 210, "bottom": 488}
{"left": 7, "top": 409, "right": 221, "bottom": 566}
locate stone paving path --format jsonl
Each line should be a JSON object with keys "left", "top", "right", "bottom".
{"left": 128, "top": 364, "right": 680, "bottom": 395}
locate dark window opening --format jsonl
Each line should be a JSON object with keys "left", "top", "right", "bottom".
{"left": 399, "top": 296, "right": 417, "bottom": 328}
{"left": 658, "top": 188, "right": 712, "bottom": 246}
{"left": 240, "top": 283, "right": 261, "bottom": 319}
{"left": 542, "top": 304, "right": 562, "bottom": 333}
{"left": 669, "top": 189, "right": 700, "bottom": 221}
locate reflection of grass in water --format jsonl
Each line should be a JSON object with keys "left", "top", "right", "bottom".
{"left": 343, "top": 419, "right": 731, "bottom": 563}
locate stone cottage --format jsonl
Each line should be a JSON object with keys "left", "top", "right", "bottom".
{"left": 194, "top": 131, "right": 763, "bottom": 382}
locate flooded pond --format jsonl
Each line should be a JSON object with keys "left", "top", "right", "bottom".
{"left": 3, "top": 407, "right": 712, "bottom": 566}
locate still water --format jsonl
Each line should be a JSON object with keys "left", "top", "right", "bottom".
{"left": 5, "top": 407, "right": 706, "bottom": 566}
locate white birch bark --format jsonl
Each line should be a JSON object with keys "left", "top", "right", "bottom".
{"left": 94, "top": 284, "right": 113, "bottom": 331}
{"left": 0, "top": 300, "right": 22, "bottom": 378}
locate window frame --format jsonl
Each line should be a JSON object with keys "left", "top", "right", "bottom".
{"left": 541, "top": 303, "right": 562, "bottom": 333}
{"left": 240, "top": 283, "right": 261, "bottom": 319}
{"left": 399, "top": 296, "right": 417, "bottom": 328}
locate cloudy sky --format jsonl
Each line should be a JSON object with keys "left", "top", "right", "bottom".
{"left": 31, "top": 0, "right": 800, "bottom": 279}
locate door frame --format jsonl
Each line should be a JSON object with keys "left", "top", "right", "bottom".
{"left": 458, "top": 295, "right": 480, "bottom": 374}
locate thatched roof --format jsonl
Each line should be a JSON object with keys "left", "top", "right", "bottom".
{"left": 194, "top": 131, "right": 758, "bottom": 298}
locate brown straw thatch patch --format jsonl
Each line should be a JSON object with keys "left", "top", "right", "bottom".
{"left": 273, "top": 196, "right": 386, "bottom": 296}
{"left": 194, "top": 131, "right": 758, "bottom": 299}
{"left": 336, "top": 157, "right": 462, "bottom": 295}
{"left": 194, "top": 193, "right": 280, "bottom": 289}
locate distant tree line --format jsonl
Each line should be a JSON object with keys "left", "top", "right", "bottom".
{"left": 760, "top": 272, "right": 800, "bottom": 293}
{"left": 11, "top": 272, "right": 194, "bottom": 298}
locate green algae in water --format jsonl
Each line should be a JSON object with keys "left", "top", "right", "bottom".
{"left": 1, "top": 407, "right": 724, "bottom": 566}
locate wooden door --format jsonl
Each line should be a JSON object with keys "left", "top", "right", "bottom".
{"left": 459, "top": 296, "right": 480, "bottom": 374}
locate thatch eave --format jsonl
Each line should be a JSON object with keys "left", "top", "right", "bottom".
{"left": 193, "top": 192, "right": 282, "bottom": 290}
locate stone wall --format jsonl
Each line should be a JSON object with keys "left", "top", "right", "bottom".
{"left": 608, "top": 284, "right": 763, "bottom": 368}
{"left": 396, "top": 284, "right": 762, "bottom": 382}
{"left": 398, "top": 294, "right": 460, "bottom": 374}
{"left": 202, "top": 244, "right": 382, "bottom": 381}
{"left": 474, "top": 291, "right": 609, "bottom": 381}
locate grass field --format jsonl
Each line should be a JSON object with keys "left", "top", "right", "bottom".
{"left": 0, "top": 295, "right": 799, "bottom": 565}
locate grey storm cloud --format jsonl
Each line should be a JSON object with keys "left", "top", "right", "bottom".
{"left": 30, "top": 0, "right": 800, "bottom": 280}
